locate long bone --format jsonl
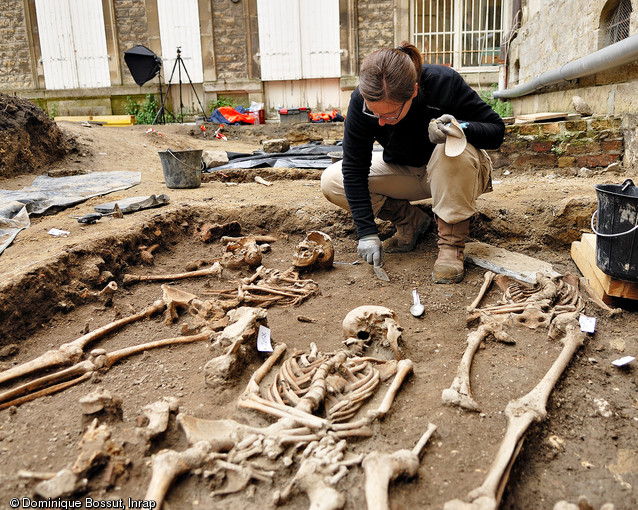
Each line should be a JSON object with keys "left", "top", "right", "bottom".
{"left": 123, "top": 262, "right": 223, "bottom": 285}
{"left": 467, "top": 271, "right": 496, "bottom": 312}
{"left": 362, "top": 423, "right": 437, "bottom": 510}
{"left": 441, "top": 322, "right": 515, "bottom": 412}
{"left": 444, "top": 322, "right": 587, "bottom": 510}
{"left": 144, "top": 441, "right": 211, "bottom": 509}
{"left": 0, "top": 299, "right": 165, "bottom": 386}
{"left": 0, "top": 331, "right": 212, "bottom": 410}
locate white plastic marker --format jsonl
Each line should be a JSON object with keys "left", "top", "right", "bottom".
{"left": 257, "top": 325, "right": 273, "bottom": 353}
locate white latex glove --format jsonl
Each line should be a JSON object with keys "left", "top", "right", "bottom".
{"left": 428, "top": 114, "right": 457, "bottom": 144}
{"left": 357, "top": 234, "right": 383, "bottom": 266}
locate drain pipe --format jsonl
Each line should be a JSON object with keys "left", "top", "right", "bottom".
{"left": 494, "top": 34, "right": 638, "bottom": 99}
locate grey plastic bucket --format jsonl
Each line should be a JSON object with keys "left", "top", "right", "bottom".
{"left": 158, "top": 149, "right": 203, "bottom": 189}
{"left": 591, "top": 178, "right": 638, "bottom": 281}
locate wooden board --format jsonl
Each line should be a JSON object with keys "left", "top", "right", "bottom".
{"left": 570, "top": 241, "right": 614, "bottom": 305}
{"left": 465, "top": 241, "right": 561, "bottom": 284}
{"left": 579, "top": 234, "right": 638, "bottom": 299}
{"left": 515, "top": 112, "right": 568, "bottom": 123}
{"left": 54, "top": 115, "right": 135, "bottom": 126}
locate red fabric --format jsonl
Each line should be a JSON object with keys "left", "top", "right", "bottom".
{"left": 218, "top": 106, "right": 255, "bottom": 125}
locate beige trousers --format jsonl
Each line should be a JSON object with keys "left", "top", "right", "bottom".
{"left": 320, "top": 143, "right": 493, "bottom": 224}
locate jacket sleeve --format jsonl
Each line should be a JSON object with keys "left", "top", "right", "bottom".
{"left": 447, "top": 71, "right": 505, "bottom": 150}
{"left": 341, "top": 90, "right": 379, "bottom": 239}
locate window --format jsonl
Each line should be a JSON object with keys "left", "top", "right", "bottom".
{"left": 602, "top": 0, "right": 632, "bottom": 46}
{"left": 412, "top": 0, "right": 509, "bottom": 70}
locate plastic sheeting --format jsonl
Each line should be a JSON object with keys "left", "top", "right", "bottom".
{"left": 0, "top": 171, "right": 141, "bottom": 256}
{"left": 206, "top": 143, "right": 342, "bottom": 172}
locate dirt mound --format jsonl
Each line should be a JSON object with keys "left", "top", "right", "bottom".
{"left": 0, "top": 94, "right": 77, "bottom": 178}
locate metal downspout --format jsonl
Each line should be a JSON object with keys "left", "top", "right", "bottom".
{"left": 494, "top": 34, "right": 638, "bottom": 99}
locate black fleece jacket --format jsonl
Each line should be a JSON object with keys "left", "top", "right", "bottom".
{"left": 342, "top": 64, "right": 505, "bottom": 239}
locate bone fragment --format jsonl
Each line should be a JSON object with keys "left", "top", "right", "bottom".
{"left": 0, "top": 300, "right": 165, "bottom": 386}
{"left": 123, "top": 262, "right": 222, "bottom": 284}
{"left": 79, "top": 388, "right": 122, "bottom": 416}
{"left": 444, "top": 323, "right": 586, "bottom": 510}
{"left": 363, "top": 423, "right": 437, "bottom": 510}
{"left": 137, "top": 397, "right": 180, "bottom": 442}
{"left": 161, "top": 284, "right": 199, "bottom": 325}
{"left": 442, "top": 323, "right": 514, "bottom": 412}
{"left": 0, "top": 372, "right": 92, "bottom": 411}
{"left": 578, "top": 277, "right": 623, "bottom": 316}
{"left": 292, "top": 231, "right": 335, "bottom": 270}
{"left": 144, "top": 441, "right": 211, "bottom": 509}
{"left": 221, "top": 235, "right": 278, "bottom": 244}
{"left": 139, "top": 243, "right": 160, "bottom": 265}
{"left": 241, "top": 342, "right": 288, "bottom": 397}
{"left": 34, "top": 468, "right": 83, "bottom": 499}
{"left": 72, "top": 418, "right": 112, "bottom": 475}
{"left": 467, "top": 271, "right": 496, "bottom": 312}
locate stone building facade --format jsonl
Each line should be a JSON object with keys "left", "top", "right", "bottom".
{"left": 504, "top": 0, "right": 638, "bottom": 117}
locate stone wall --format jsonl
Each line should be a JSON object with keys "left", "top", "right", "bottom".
{"left": 506, "top": 0, "right": 638, "bottom": 116}
{"left": 489, "top": 116, "right": 625, "bottom": 175}
{"left": 356, "top": 0, "right": 395, "bottom": 66}
{"left": 114, "top": 0, "right": 150, "bottom": 86}
{"left": 213, "top": 1, "right": 249, "bottom": 80}
{"left": 0, "top": 0, "right": 32, "bottom": 89}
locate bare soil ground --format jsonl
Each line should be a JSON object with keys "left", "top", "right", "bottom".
{"left": 0, "top": 97, "right": 636, "bottom": 510}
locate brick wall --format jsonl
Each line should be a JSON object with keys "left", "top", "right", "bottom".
{"left": 0, "top": 0, "right": 32, "bottom": 89}
{"left": 213, "top": 1, "right": 248, "bottom": 79}
{"left": 489, "top": 117, "right": 624, "bottom": 175}
{"left": 357, "top": 0, "right": 395, "bottom": 67}
{"left": 114, "top": 0, "right": 150, "bottom": 86}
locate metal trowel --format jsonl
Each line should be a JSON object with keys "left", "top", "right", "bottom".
{"left": 373, "top": 264, "right": 390, "bottom": 281}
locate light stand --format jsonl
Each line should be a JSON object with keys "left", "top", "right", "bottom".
{"left": 154, "top": 47, "right": 207, "bottom": 125}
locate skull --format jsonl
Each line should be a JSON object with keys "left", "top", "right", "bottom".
{"left": 342, "top": 306, "right": 403, "bottom": 360}
{"left": 292, "top": 231, "right": 334, "bottom": 270}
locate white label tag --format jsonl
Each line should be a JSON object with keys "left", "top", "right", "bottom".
{"left": 48, "top": 228, "right": 70, "bottom": 237}
{"left": 612, "top": 356, "right": 635, "bottom": 367}
{"left": 579, "top": 315, "right": 597, "bottom": 333}
{"left": 257, "top": 325, "right": 273, "bottom": 353}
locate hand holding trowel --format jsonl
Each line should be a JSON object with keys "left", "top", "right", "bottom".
{"left": 357, "top": 234, "right": 390, "bottom": 281}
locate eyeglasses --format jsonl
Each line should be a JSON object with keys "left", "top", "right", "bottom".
{"left": 362, "top": 100, "right": 407, "bottom": 120}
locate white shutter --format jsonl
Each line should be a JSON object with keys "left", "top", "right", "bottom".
{"left": 35, "top": 0, "right": 110, "bottom": 90}
{"left": 257, "top": 0, "right": 339, "bottom": 81}
{"left": 299, "top": 0, "right": 340, "bottom": 78}
{"left": 69, "top": 0, "right": 111, "bottom": 88}
{"left": 257, "top": 0, "right": 303, "bottom": 80}
{"left": 157, "top": 0, "right": 204, "bottom": 83}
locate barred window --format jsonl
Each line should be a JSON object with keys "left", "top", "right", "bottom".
{"left": 412, "top": 0, "right": 509, "bottom": 70}
{"left": 603, "top": 0, "right": 632, "bottom": 46}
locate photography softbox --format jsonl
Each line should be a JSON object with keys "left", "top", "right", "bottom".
{"left": 124, "top": 45, "right": 162, "bottom": 86}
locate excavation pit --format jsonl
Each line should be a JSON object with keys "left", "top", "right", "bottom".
{"left": 0, "top": 200, "right": 636, "bottom": 510}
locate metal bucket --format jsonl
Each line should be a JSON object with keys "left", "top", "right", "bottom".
{"left": 591, "top": 178, "right": 638, "bottom": 281}
{"left": 158, "top": 149, "right": 204, "bottom": 189}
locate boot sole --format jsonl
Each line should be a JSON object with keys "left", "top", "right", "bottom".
{"left": 432, "top": 270, "right": 465, "bottom": 284}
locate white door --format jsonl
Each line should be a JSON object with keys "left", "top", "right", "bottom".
{"left": 35, "top": 0, "right": 111, "bottom": 90}
{"left": 157, "top": 0, "right": 204, "bottom": 83}
{"left": 257, "top": 0, "right": 341, "bottom": 113}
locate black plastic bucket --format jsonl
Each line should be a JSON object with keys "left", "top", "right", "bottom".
{"left": 591, "top": 178, "right": 638, "bottom": 281}
{"left": 158, "top": 148, "right": 204, "bottom": 189}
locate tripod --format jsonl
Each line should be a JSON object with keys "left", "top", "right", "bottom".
{"left": 154, "top": 47, "right": 207, "bottom": 124}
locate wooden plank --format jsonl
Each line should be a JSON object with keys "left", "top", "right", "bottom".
{"left": 579, "top": 234, "right": 638, "bottom": 299}
{"left": 570, "top": 241, "right": 614, "bottom": 304}
{"left": 465, "top": 241, "right": 561, "bottom": 284}
{"left": 515, "top": 112, "right": 568, "bottom": 123}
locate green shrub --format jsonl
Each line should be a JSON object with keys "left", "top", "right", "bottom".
{"left": 125, "top": 94, "right": 167, "bottom": 125}
{"left": 208, "top": 96, "right": 238, "bottom": 112}
{"left": 478, "top": 84, "right": 512, "bottom": 119}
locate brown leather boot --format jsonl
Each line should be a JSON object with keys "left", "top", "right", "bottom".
{"left": 432, "top": 217, "right": 471, "bottom": 284}
{"left": 377, "top": 198, "right": 431, "bottom": 253}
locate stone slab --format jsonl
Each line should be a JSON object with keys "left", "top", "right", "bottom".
{"left": 465, "top": 241, "right": 561, "bottom": 284}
